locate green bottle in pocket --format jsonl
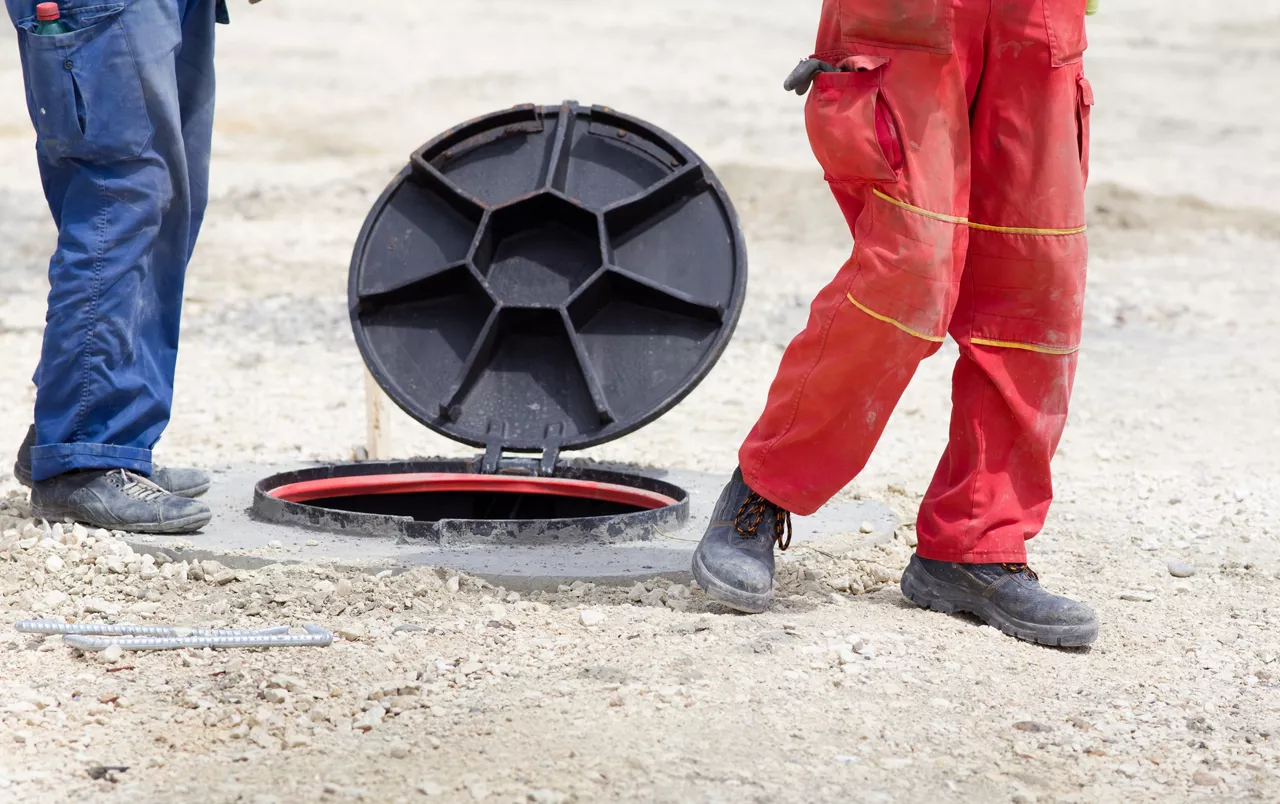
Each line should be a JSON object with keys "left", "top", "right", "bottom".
{"left": 34, "top": 3, "right": 71, "bottom": 34}
{"left": 1086, "top": 0, "right": 1099, "bottom": 15}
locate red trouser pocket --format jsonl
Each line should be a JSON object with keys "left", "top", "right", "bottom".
{"left": 805, "top": 57, "right": 904, "bottom": 185}
{"left": 1045, "top": 0, "right": 1089, "bottom": 66}
{"left": 1076, "top": 75, "right": 1093, "bottom": 184}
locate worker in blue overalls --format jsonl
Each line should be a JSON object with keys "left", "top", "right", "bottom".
{"left": 5, "top": 0, "right": 250, "bottom": 532}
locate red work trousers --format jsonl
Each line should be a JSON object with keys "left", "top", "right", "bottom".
{"left": 740, "top": 0, "right": 1093, "bottom": 563}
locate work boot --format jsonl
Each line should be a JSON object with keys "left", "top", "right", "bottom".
{"left": 900, "top": 554, "right": 1098, "bottom": 647}
{"left": 13, "top": 425, "right": 211, "bottom": 498}
{"left": 692, "top": 468, "right": 792, "bottom": 614}
{"left": 31, "top": 469, "right": 212, "bottom": 535}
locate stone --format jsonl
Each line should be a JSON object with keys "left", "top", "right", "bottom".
{"left": 482, "top": 603, "right": 508, "bottom": 620}
{"left": 213, "top": 570, "right": 238, "bottom": 586}
{"left": 44, "top": 554, "right": 64, "bottom": 573}
{"left": 129, "top": 602, "right": 161, "bottom": 617}
{"left": 40, "top": 590, "right": 69, "bottom": 609}
{"left": 305, "top": 540, "right": 320, "bottom": 547}
{"left": 1168, "top": 561, "right": 1197, "bottom": 578}
{"left": 1012, "top": 721, "right": 1053, "bottom": 733}
{"left": 82, "top": 599, "right": 121, "bottom": 615}
{"left": 446, "top": 576, "right": 461, "bottom": 593}
{"left": 267, "top": 540, "right": 283, "bottom": 549}
{"left": 528, "top": 790, "right": 568, "bottom": 804}
{"left": 388, "top": 741, "right": 410, "bottom": 759}
{"left": 336, "top": 578, "right": 353, "bottom": 597}
{"left": 337, "top": 624, "right": 366, "bottom": 641}
{"left": 1193, "top": 771, "right": 1222, "bottom": 787}
{"left": 97, "top": 644, "right": 124, "bottom": 665}
{"left": 666, "top": 584, "right": 691, "bottom": 600}
{"left": 265, "top": 689, "right": 289, "bottom": 705}
{"left": 353, "top": 706, "right": 386, "bottom": 731}
{"left": 417, "top": 782, "right": 444, "bottom": 797}
{"left": 859, "top": 521, "right": 874, "bottom": 534}
{"left": 579, "top": 610, "right": 607, "bottom": 627}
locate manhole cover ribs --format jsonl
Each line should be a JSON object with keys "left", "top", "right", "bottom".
{"left": 349, "top": 101, "right": 747, "bottom": 459}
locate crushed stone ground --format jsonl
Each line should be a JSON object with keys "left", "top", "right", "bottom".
{"left": 2, "top": 1, "right": 1279, "bottom": 802}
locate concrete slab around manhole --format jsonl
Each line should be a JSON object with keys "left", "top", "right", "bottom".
{"left": 128, "top": 461, "right": 898, "bottom": 591}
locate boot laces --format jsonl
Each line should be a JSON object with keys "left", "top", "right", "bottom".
{"left": 1001, "top": 563, "right": 1039, "bottom": 581}
{"left": 107, "top": 470, "right": 168, "bottom": 503}
{"left": 735, "top": 492, "right": 792, "bottom": 551}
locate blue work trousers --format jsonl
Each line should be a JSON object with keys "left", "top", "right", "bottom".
{"left": 5, "top": 0, "right": 223, "bottom": 481}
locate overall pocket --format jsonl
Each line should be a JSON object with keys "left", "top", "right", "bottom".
{"left": 839, "top": 0, "right": 953, "bottom": 55}
{"left": 17, "top": 3, "right": 152, "bottom": 162}
{"left": 1076, "top": 75, "right": 1093, "bottom": 184}
{"left": 1045, "top": 0, "right": 1089, "bottom": 66}
{"left": 805, "top": 57, "right": 904, "bottom": 185}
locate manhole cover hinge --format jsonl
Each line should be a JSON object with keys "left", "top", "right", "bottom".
{"left": 480, "top": 421, "right": 563, "bottom": 477}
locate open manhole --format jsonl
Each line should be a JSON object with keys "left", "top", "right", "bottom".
{"left": 253, "top": 101, "right": 747, "bottom": 546}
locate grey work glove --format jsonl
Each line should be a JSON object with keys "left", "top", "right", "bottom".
{"left": 783, "top": 58, "right": 840, "bottom": 96}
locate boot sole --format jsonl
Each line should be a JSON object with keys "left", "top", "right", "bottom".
{"left": 900, "top": 562, "right": 1098, "bottom": 648}
{"left": 692, "top": 546, "right": 772, "bottom": 614}
{"left": 16, "top": 463, "right": 209, "bottom": 499}
{"left": 31, "top": 504, "right": 213, "bottom": 535}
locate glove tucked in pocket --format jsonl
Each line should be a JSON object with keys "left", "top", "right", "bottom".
{"left": 804, "top": 56, "right": 903, "bottom": 185}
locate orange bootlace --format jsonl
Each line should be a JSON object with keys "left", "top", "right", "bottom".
{"left": 1001, "top": 563, "right": 1039, "bottom": 580}
{"left": 735, "top": 492, "right": 793, "bottom": 551}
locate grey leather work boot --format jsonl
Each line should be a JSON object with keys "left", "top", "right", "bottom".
{"left": 900, "top": 554, "right": 1099, "bottom": 647}
{"left": 692, "top": 468, "right": 792, "bottom": 614}
{"left": 31, "top": 469, "right": 213, "bottom": 535}
{"left": 13, "top": 425, "right": 211, "bottom": 498}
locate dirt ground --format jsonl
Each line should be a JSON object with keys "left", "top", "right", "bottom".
{"left": 2, "top": 1, "right": 1280, "bottom": 802}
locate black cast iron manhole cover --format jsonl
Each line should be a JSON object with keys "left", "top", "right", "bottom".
{"left": 348, "top": 101, "right": 748, "bottom": 456}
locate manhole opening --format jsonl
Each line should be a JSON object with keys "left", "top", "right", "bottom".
{"left": 253, "top": 461, "right": 690, "bottom": 545}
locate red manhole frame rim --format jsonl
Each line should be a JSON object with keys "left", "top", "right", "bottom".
{"left": 267, "top": 472, "right": 678, "bottom": 512}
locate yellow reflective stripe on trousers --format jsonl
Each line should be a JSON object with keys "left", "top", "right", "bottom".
{"left": 969, "top": 337, "right": 1080, "bottom": 355}
{"left": 845, "top": 294, "right": 945, "bottom": 343}
{"left": 871, "top": 189, "right": 1087, "bottom": 236}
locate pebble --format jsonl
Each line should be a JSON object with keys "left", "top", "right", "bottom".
{"left": 1013, "top": 721, "right": 1053, "bottom": 733}
{"left": 41, "top": 591, "right": 69, "bottom": 608}
{"left": 666, "top": 584, "right": 691, "bottom": 601}
{"left": 335, "top": 578, "right": 353, "bottom": 597}
{"left": 417, "top": 782, "right": 443, "bottom": 797}
{"left": 265, "top": 689, "right": 289, "bottom": 704}
{"left": 44, "top": 554, "right": 64, "bottom": 573}
{"left": 129, "top": 602, "right": 161, "bottom": 617}
{"left": 388, "top": 741, "right": 410, "bottom": 759}
{"left": 1168, "top": 561, "right": 1197, "bottom": 578}
{"left": 313, "top": 580, "right": 336, "bottom": 597}
{"left": 337, "top": 624, "right": 366, "bottom": 641}
{"left": 1118, "top": 590, "right": 1156, "bottom": 602}
{"left": 446, "top": 576, "right": 461, "bottom": 593}
{"left": 213, "top": 570, "right": 238, "bottom": 586}
{"left": 859, "top": 521, "right": 874, "bottom": 534}
{"left": 267, "top": 540, "right": 283, "bottom": 549}
{"left": 305, "top": 540, "right": 320, "bottom": 547}
{"left": 1193, "top": 770, "right": 1222, "bottom": 786}
{"left": 353, "top": 706, "right": 386, "bottom": 731}
{"left": 96, "top": 644, "right": 124, "bottom": 665}
{"left": 482, "top": 603, "right": 508, "bottom": 620}
{"left": 528, "top": 790, "right": 567, "bottom": 804}
{"left": 83, "top": 599, "right": 122, "bottom": 615}
{"left": 579, "top": 610, "right": 607, "bottom": 627}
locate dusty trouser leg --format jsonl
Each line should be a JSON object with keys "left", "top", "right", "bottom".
{"left": 915, "top": 0, "right": 1093, "bottom": 564}
{"left": 738, "top": 29, "right": 980, "bottom": 516}
{"left": 13, "top": 0, "right": 218, "bottom": 481}
{"left": 693, "top": 0, "right": 982, "bottom": 613}
{"left": 897, "top": 0, "right": 1098, "bottom": 647}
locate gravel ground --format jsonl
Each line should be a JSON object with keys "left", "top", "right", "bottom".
{"left": 1, "top": 1, "right": 1279, "bottom": 802}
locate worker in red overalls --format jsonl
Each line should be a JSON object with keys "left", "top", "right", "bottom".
{"left": 693, "top": 0, "right": 1100, "bottom": 647}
